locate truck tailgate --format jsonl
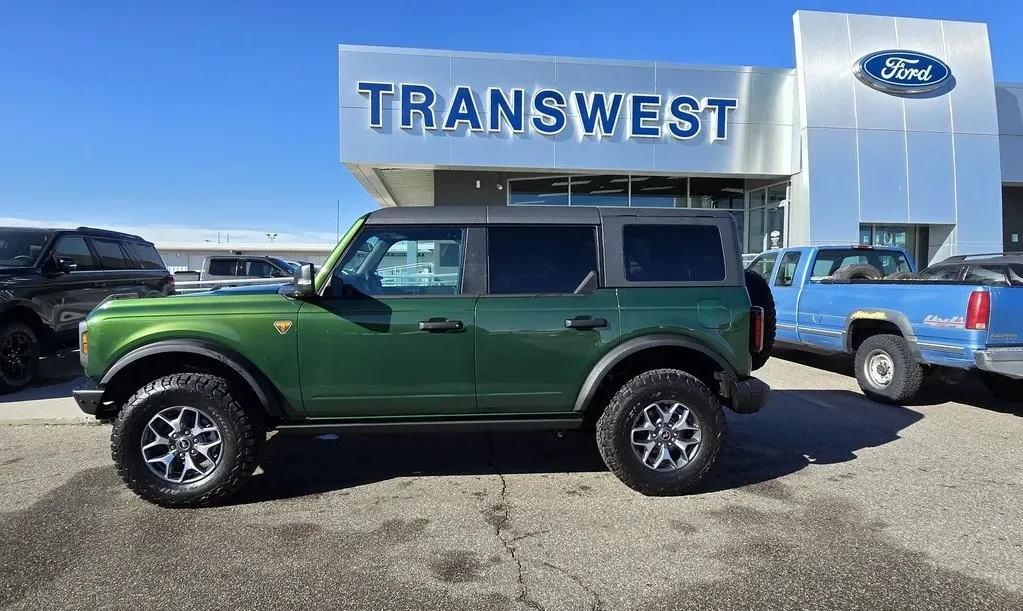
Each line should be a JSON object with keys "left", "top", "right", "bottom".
{"left": 985, "top": 286, "right": 1023, "bottom": 346}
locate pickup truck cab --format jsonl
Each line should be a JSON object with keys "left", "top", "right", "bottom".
{"left": 746, "top": 245, "right": 1023, "bottom": 403}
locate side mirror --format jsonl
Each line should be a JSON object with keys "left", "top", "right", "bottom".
{"left": 54, "top": 256, "right": 77, "bottom": 274}
{"left": 293, "top": 263, "right": 316, "bottom": 298}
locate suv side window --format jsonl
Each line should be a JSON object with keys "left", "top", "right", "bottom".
{"left": 53, "top": 236, "right": 98, "bottom": 271}
{"left": 333, "top": 226, "right": 465, "bottom": 296}
{"left": 127, "top": 243, "right": 167, "bottom": 270}
{"left": 916, "top": 265, "right": 964, "bottom": 281}
{"left": 747, "top": 252, "right": 779, "bottom": 280}
{"left": 964, "top": 265, "right": 1009, "bottom": 286}
{"left": 775, "top": 251, "right": 801, "bottom": 286}
{"left": 488, "top": 225, "right": 598, "bottom": 295}
{"left": 207, "top": 258, "right": 238, "bottom": 276}
{"left": 622, "top": 224, "right": 725, "bottom": 282}
{"left": 91, "top": 238, "right": 131, "bottom": 269}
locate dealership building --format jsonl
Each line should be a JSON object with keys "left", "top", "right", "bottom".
{"left": 338, "top": 9, "right": 1023, "bottom": 265}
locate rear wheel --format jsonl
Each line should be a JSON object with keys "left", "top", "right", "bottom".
{"left": 111, "top": 373, "right": 264, "bottom": 508}
{"left": 744, "top": 269, "right": 776, "bottom": 371}
{"left": 596, "top": 368, "right": 726, "bottom": 496}
{"left": 854, "top": 334, "right": 923, "bottom": 404}
{"left": 0, "top": 322, "right": 40, "bottom": 394}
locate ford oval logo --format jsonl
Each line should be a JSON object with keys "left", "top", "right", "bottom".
{"left": 853, "top": 50, "right": 952, "bottom": 95}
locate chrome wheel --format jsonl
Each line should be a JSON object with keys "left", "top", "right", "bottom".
{"left": 630, "top": 400, "right": 702, "bottom": 471}
{"left": 141, "top": 406, "right": 224, "bottom": 484}
{"left": 866, "top": 350, "right": 894, "bottom": 388}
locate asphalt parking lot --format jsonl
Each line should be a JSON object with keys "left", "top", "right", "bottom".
{"left": 1, "top": 351, "right": 1022, "bottom": 611}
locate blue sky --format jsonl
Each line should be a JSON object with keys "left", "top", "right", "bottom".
{"left": 1, "top": 0, "right": 1021, "bottom": 243}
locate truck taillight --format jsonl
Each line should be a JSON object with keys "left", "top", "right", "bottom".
{"left": 750, "top": 306, "right": 765, "bottom": 353}
{"left": 965, "top": 290, "right": 991, "bottom": 330}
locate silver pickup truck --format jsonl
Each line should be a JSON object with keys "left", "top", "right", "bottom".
{"left": 173, "top": 255, "right": 303, "bottom": 283}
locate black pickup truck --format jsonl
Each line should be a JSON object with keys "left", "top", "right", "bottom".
{"left": 0, "top": 225, "right": 174, "bottom": 393}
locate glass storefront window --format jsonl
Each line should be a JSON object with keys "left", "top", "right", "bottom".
{"left": 630, "top": 176, "right": 685, "bottom": 208}
{"left": 508, "top": 176, "right": 569, "bottom": 205}
{"left": 569, "top": 175, "right": 629, "bottom": 207}
{"left": 689, "top": 177, "right": 744, "bottom": 209}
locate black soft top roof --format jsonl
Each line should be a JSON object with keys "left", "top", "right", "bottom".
{"left": 363, "top": 205, "right": 736, "bottom": 226}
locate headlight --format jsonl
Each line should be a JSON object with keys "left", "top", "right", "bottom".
{"left": 79, "top": 321, "right": 88, "bottom": 368}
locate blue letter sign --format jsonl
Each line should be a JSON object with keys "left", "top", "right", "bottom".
{"left": 358, "top": 83, "right": 739, "bottom": 142}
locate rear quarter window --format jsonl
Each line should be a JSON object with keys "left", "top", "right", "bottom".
{"left": 622, "top": 224, "right": 725, "bottom": 282}
{"left": 128, "top": 243, "right": 167, "bottom": 270}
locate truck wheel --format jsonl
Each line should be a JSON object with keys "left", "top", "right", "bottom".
{"left": 831, "top": 263, "right": 884, "bottom": 280}
{"left": 110, "top": 373, "right": 264, "bottom": 508}
{"left": 854, "top": 335, "right": 923, "bottom": 404}
{"left": 979, "top": 372, "right": 1023, "bottom": 402}
{"left": 0, "top": 322, "right": 40, "bottom": 394}
{"left": 596, "top": 368, "right": 726, "bottom": 496}
{"left": 744, "top": 269, "right": 776, "bottom": 370}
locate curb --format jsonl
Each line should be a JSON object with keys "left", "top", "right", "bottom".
{"left": 0, "top": 416, "right": 103, "bottom": 426}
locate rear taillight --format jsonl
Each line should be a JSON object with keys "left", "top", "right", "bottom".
{"left": 750, "top": 306, "right": 765, "bottom": 353}
{"left": 966, "top": 290, "right": 991, "bottom": 330}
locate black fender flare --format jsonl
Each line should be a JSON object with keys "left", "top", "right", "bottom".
{"left": 572, "top": 334, "right": 740, "bottom": 413}
{"left": 100, "top": 339, "right": 286, "bottom": 419}
{"left": 842, "top": 309, "right": 919, "bottom": 353}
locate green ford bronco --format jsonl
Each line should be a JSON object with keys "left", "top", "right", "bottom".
{"left": 73, "top": 206, "right": 775, "bottom": 507}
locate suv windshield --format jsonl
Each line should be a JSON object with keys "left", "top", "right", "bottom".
{"left": 0, "top": 229, "right": 52, "bottom": 268}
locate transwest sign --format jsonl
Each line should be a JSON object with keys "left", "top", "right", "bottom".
{"left": 356, "top": 82, "right": 739, "bottom": 141}
{"left": 853, "top": 50, "right": 953, "bottom": 95}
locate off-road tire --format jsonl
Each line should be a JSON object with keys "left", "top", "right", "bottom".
{"left": 832, "top": 263, "right": 884, "bottom": 281}
{"left": 0, "top": 322, "right": 40, "bottom": 394}
{"left": 111, "top": 373, "right": 264, "bottom": 508}
{"left": 744, "top": 269, "right": 776, "bottom": 370}
{"left": 854, "top": 334, "right": 923, "bottom": 404}
{"left": 979, "top": 372, "right": 1023, "bottom": 402}
{"left": 596, "top": 369, "right": 726, "bottom": 496}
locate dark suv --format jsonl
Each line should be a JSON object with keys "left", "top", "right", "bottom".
{"left": 914, "top": 253, "right": 1023, "bottom": 285}
{"left": 0, "top": 226, "right": 173, "bottom": 393}
{"left": 73, "top": 206, "right": 775, "bottom": 507}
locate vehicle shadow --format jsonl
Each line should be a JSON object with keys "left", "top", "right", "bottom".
{"left": 0, "top": 353, "right": 83, "bottom": 403}
{"left": 774, "top": 348, "right": 1023, "bottom": 416}
{"left": 234, "top": 388, "right": 921, "bottom": 504}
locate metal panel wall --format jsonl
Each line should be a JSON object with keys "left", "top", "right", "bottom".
{"left": 793, "top": 10, "right": 1004, "bottom": 255}
{"left": 339, "top": 45, "right": 796, "bottom": 177}
{"left": 998, "top": 84, "right": 1023, "bottom": 184}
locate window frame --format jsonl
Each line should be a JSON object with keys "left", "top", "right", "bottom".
{"left": 89, "top": 237, "right": 134, "bottom": 271}
{"left": 50, "top": 234, "right": 100, "bottom": 272}
{"left": 482, "top": 223, "right": 603, "bottom": 297}
{"left": 321, "top": 224, "right": 485, "bottom": 299}
{"left": 207, "top": 257, "right": 241, "bottom": 277}
{"left": 774, "top": 251, "right": 801, "bottom": 287}
{"left": 599, "top": 215, "right": 742, "bottom": 288}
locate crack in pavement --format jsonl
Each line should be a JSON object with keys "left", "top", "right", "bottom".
{"left": 541, "top": 561, "right": 605, "bottom": 611}
{"left": 484, "top": 433, "right": 546, "bottom": 611}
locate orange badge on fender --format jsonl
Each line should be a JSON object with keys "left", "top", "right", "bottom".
{"left": 273, "top": 320, "right": 293, "bottom": 335}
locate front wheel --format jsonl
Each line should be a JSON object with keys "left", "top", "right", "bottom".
{"left": 0, "top": 322, "right": 40, "bottom": 394}
{"left": 110, "top": 373, "right": 264, "bottom": 508}
{"left": 854, "top": 335, "right": 923, "bottom": 404}
{"left": 596, "top": 369, "right": 726, "bottom": 496}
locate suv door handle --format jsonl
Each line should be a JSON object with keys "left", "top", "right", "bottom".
{"left": 565, "top": 317, "right": 608, "bottom": 329}
{"left": 418, "top": 320, "right": 464, "bottom": 332}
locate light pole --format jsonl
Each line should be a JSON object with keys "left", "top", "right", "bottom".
{"left": 266, "top": 233, "right": 278, "bottom": 244}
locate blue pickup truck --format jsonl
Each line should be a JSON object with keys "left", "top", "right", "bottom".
{"left": 746, "top": 245, "right": 1023, "bottom": 403}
